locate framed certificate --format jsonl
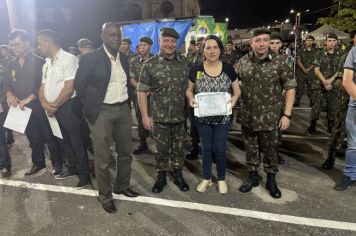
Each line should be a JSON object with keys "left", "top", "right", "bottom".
{"left": 194, "top": 92, "right": 232, "bottom": 117}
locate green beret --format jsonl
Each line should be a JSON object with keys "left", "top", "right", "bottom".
{"left": 305, "top": 35, "right": 315, "bottom": 40}
{"left": 122, "top": 38, "right": 132, "bottom": 44}
{"left": 252, "top": 28, "right": 271, "bottom": 37}
{"left": 160, "top": 27, "right": 180, "bottom": 39}
{"left": 326, "top": 33, "right": 338, "bottom": 40}
{"left": 270, "top": 32, "right": 283, "bottom": 41}
{"left": 139, "top": 36, "right": 153, "bottom": 45}
{"left": 77, "top": 38, "right": 93, "bottom": 48}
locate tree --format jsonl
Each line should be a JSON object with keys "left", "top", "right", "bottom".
{"left": 317, "top": 0, "right": 356, "bottom": 32}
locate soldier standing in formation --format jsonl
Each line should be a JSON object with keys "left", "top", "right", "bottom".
{"left": 322, "top": 31, "right": 356, "bottom": 170}
{"left": 296, "top": 35, "right": 318, "bottom": 109}
{"left": 221, "top": 40, "right": 238, "bottom": 66}
{"left": 130, "top": 36, "right": 154, "bottom": 155}
{"left": 137, "top": 28, "right": 190, "bottom": 193}
{"left": 235, "top": 29, "right": 296, "bottom": 199}
{"left": 312, "top": 33, "right": 343, "bottom": 134}
{"left": 120, "top": 38, "right": 134, "bottom": 61}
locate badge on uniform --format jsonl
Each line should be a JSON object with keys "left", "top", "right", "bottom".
{"left": 11, "top": 69, "right": 16, "bottom": 82}
{"left": 196, "top": 71, "right": 202, "bottom": 80}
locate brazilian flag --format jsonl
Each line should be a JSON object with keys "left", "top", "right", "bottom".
{"left": 212, "top": 23, "right": 228, "bottom": 45}
{"left": 194, "top": 16, "right": 215, "bottom": 38}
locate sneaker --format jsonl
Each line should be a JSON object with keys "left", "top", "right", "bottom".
{"left": 55, "top": 169, "right": 77, "bottom": 180}
{"left": 76, "top": 175, "right": 90, "bottom": 189}
{"left": 1, "top": 168, "right": 11, "bottom": 179}
{"left": 334, "top": 176, "right": 356, "bottom": 191}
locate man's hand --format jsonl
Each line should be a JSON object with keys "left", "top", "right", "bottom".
{"left": 142, "top": 116, "right": 153, "bottom": 130}
{"left": 279, "top": 116, "right": 291, "bottom": 131}
{"left": 41, "top": 101, "right": 57, "bottom": 116}
{"left": 18, "top": 99, "right": 28, "bottom": 110}
{"left": 7, "top": 94, "right": 18, "bottom": 107}
{"left": 322, "top": 80, "right": 332, "bottom": 90}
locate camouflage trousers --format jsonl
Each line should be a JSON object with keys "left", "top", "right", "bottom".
{"left": 296, "top": 74, "right": 311, "bottom": 102}
{"left": 309, "top": 87, "right": 322, "bottom": 120}
{"left": 134, "top": 95, "right": 150, "bottom": 145}
{"left": 323, "top": 86, "right": 338, "bottom": 121}
{"left": 153, "top": 122, "right": 185, "bottom": 171}
{"left": 242, "top": 126, "right": 279, "bottom": 174}
{"left": 327, "top": 88, "right": 349, "bottom": 150}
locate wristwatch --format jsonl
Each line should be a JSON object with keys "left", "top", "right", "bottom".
{"left": 282, "top": 113, "right": 292, "bottom": 119}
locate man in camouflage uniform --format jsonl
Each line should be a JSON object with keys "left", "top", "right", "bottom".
{"left": 137, "top": 28, "right": 190, "bottom": 193}
{"left": 185, "top": 36, "right": 205, "bottom": 160}
{"left": 312, "top": 33, "right": 343, "bottom": 134}
{"left": 296, "top": 35, "right": 318, "bottom": 107}
{"left": 235, "top": 29, "right": 296, "bottom": 199}
{"left": 222, "top": 40, "right": 238, "bottom": 65}
{"left": 130, "top": 36, "right": 153, "bottom": 155}
{"left": 322, "top": 32, "right": 356, "bottom": 169}
{"left": 120, "top": 38, "right": 134, "bottom": 61}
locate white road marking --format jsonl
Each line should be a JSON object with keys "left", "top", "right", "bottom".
{"left": 1, "top": 179, "right": 356, "bottom": 232}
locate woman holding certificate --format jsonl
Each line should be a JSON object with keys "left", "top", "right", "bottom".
{"left": 186, "top": 35, "right": 241, "bottom": 194}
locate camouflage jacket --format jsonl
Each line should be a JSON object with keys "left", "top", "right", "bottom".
{"left": 137, "top": 52, "right": 189, "bottom": 123}
{"left": 222, "top": 51, "right": 238, "bottom": 66}
{"left": 188, "top": 51, "right": 204, "bottom": 66}
{"left": 130, "top": 54, "right": 153, "bottom": 83}
{"left": 297, "top": 47, "right": 319, "bottom": 79}
{"left": 313, "top": 49, "right": 344, "bottom": 81}
{"left": 235, "top": 52, "right": 297, "bottom": 131}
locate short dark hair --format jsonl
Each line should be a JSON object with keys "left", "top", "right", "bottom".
{"left": 202, "top": 34, "right": 224, "bottom": 59}
{"left": 37, "top": 29, "right": 62, "bottom": 47}
{"left": 350, "top": 30, "right": 356, "bottom": 39}
{"left": 8, "top": 29, "right": 31, "bottom": 42}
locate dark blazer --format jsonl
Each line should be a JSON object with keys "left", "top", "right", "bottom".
{"left": 74, "top": 46, "right": 131, "bottom": 125}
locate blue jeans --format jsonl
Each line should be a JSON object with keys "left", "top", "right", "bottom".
{"left": 195, "top": 118, "right": 232, "bottom": 180}
{"left": 344, "top": 108, "right": 356, "bottom": 180}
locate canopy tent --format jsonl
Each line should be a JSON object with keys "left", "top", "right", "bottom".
{"left": 307, "top": 24, "right": 349, "bottom": 40}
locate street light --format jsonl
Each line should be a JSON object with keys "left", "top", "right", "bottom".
{"left": 285, "top": 19, "right": 290, "bottom": 23}
{"left": 225, "top": 17, "right": 229, "bottom": 23}
{"left": 290, "top": 9, "right": 294, "bottom": 14}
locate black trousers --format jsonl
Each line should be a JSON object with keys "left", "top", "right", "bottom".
{"left": 55, "top": 97, "right": 89, "bottom": 175}
{"left": 25, "top": 100, "right": 62, "bottom": 169}
{"left": 188, "top": 108, "right": 200, "bottom": 147}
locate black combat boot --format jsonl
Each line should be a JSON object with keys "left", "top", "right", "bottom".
{"left": 306, "top": 119, "right": 317, "bottom": 134}
{"left": 239, "top": 171, "right": 259, "bottom": 193}
{"left": 266, "top": 173, "right": 281, "bottom": 199}
{"left": 173, "top": 169, "right": 189, "bottom": 192}
{"left": 327, "top": 120, "right": 334, "bottom": 133}
{"left": 184, "top": 145, "right": 199, "bottom": 160}
{"left": 294, "top": 99, "right": 300, "bottom": 107}
{"left": 322, "top": 148, "right": 336, "bottom": 170}
{"left": 152, "top": 171, "right": 167, "bottom": 193}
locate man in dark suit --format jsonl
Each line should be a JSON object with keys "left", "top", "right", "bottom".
{"left": 74, "top": 22, "right": 139, "bottom": 213}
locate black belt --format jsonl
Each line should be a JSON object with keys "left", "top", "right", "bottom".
{"left": 102, "top": 100, "right": 127, "bottom": 106}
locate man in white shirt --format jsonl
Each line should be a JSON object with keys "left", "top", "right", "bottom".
{"left": 37, "top": 29, "right": 89, "bottom": 189}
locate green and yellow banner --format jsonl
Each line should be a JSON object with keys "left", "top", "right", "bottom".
{"left": 194, "top": 16, "right": 215, "bottom": 38}
{"left": 212, "top": 23, "right": 228, "bottom": 45}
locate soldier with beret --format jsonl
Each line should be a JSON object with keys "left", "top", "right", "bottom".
{"left": 130, "top": 36, "right": 154, "bottom": 155}
{"left": 310, "top": 33, "right": 343, "bottom": 134}
{"left": 235, "top": 28, "right": 296, "bottom": 199}
{"left": 137, "top": 27, "right": 190, "bottom": 193}
{"left": 296, "top": 35, "right": 318, "bottom": 110}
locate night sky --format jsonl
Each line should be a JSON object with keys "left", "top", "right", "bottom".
{"left": 200, "top": 0, "right": 334, "bottom": 29}
{"left": 0, "top": 0, "right": 335, "bottom": 47}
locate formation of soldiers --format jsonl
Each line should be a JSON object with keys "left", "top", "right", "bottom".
{"left": 0, "top": 24, "right": 355, "bottom": 213}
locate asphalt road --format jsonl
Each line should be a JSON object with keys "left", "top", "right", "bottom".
{"left": 0, "top": 98, "right": 355, "bottom": 236}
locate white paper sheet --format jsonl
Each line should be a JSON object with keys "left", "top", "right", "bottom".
{"left": 47, "top": 114, "right": 63, "bottom": 139}
{"left": 3, "top": 106, "right": 32, "bottom": 134}
{"left": 194, "top": 92, "right": 232, "bottom": 117}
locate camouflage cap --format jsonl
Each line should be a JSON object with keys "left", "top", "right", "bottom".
{"left": 326, "top": 33, "right": 338, "bottom": 40}
{"left": 122, "top": 38, "right": 132, "bottom": 44}
{"left": 252, "top": 28, "right": 271, "bottom": 37}
{"left": 160, "top": 27, "right": 180, "bottom": 39}
{"left": 77, "top": 38, "right": 93, "bottom": 48}
{"left": 305, "top": 34, "right": 315, "bottom": 40}
{"left": 270, "top": 32, "right": 283, "bottom": 41}
{"left": 139, "top": 36, "right": 153, "bottom": 45}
